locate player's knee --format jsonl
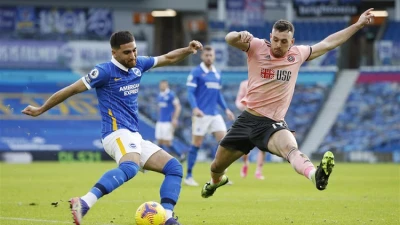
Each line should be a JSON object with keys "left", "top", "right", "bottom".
{"left": 191, "top": 137, "right": 203, "bottom": 147}
{"left": 284, "top": 145, "right": 299, "bottom": 161}
{"left": 210, "top": 160, "right": 225, "bottom": 174}
{"left": 119, "top": 161, "right": 139, "bottom": 181}
{"left": 162, "top": 158, "right": 183, "bottom": 178}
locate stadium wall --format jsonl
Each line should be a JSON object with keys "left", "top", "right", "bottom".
{"left": 0, "top": 68, "right": 335, "bottom": 162}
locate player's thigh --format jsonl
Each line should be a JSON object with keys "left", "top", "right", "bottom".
{"left": 158, "top": 139, "right": 173, "bottom": 147}
{"left": 210, "top": 114, "right": 227, "bottom": 135}
{"left": 267, "top": 129, "right": 298, "bottom": 159}
{"left": 192, "top": 115, "right": 212, "bottom": 136}
{"left": 140, "top": 139, "right": 177, "bottom": 173}
{"left": 102, "top": 129, "right": 142, "bottom": 165}
{"left": 192, "top": 135, "right": 204, "bottom": 146}
{"left": 212, "top": 130, "right": 226, "bottom": 142}
{"left": 142, "top": 143, "right": 174, "bottom": 173}
{"left": 258, "top": 149, "right": 266, "bottom": 157}
{"left": 212, "top": 145, "right": 244, "bottom": 171}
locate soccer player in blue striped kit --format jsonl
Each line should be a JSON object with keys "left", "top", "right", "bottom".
{"left": 184, "top": 45, "right": 235, "bottom": 186}
{"left": 156, "top": 80, "right": 186, "bottom": 162}
{"left": 22, "top": 31, "right": 202, "bottom": 225}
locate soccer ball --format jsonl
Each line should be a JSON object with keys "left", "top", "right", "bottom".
{"left": 135, "top": 201, "right": 167, "bottom": 225}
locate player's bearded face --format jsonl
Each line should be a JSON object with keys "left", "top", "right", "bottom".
{"left": 114, "top": 42, "right": 137, "bottom": 68}
{"left": 201, "top": 50, "right": 215, "bottom": 66}
{"left": 270, "top": 30, "right": 294, "bottom": 58}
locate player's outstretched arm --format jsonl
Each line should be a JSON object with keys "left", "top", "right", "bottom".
{"left": 308, "top": 8, "right": 375, "bottom": 61}
{"left": 225, "top": 31, "right": 253, "bottom": 51}
{"left": 22, "top": 79, "right": 88, "bottom": 117}
{"left": 155, "top": 40, "right": 203, "bottom": 67}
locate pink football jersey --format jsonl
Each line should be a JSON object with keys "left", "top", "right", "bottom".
{"left": 241, "top": 38, "right": 311, "bottom": 121}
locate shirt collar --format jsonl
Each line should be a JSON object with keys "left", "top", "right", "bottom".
{"left": 111, "top": 56, "right": 130, "bottom": 72}
{"left": 160, "top": 88, "right": 170, "bottom": 95}
{"left": 200, "top": 62, "right": 217, "bottom": 73}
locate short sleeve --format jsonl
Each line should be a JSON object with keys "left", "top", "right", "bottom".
{"left": 137, "top": 56, "right": 157, "bottom": 72}
{"left": 186, "top": 70, "right": 198, "bottom": 88}
{"left": 246, "top": 38, "right": 264, "bottom": 57}
{"left": 173, "top": 97, "right": 180, "bottom": 105}
{"left": 171, "top": 92, "right": 180, "bottom": 104}
{"left": 297, "top": 45, "right": 312, "bottom": 63}
{"left": 81, "top": 67, "right": 109, "bottom": 89}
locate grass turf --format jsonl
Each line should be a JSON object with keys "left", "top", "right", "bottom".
{"left": 0, "top": 162, "right": 399, "bottom": 225}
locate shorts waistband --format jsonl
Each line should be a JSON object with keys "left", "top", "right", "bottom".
{"left": 241, "top": 110, "right": 277, "bottom": 122}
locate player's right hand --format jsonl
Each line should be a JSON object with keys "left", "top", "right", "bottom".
{"left": 192, "top": 108, "right": 204, "bottom": 117}
{"left": 22, "top": 105, "right": 43, "bottom": 117}
{"left": 239, "top": 31, "right": 253, "bottom": 43}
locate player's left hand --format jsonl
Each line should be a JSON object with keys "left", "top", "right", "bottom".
{"left": 22, "top": 105, "right": 44, "bottom": 117}
{"left": 225, "top": 109, "right": 235, "bottom": 121}
{"left": 357, "top": 8, "right": 375, "bottom": 28}
{"left": 172, "top": 118, "right": 178, "bottom": 128}
{"left": 188, "top": 40, "right": 203, "bottom": 54}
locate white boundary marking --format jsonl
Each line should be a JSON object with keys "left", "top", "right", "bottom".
{"left": 0, "top": 217, "right": 70, "bottom": 224}
{"left": 0, "top": 217, "right": 119, "bottom": 225}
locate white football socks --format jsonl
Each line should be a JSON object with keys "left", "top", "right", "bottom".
{"left": 165, "top": 209, "right": 173, "bottom": 219}
{"left": 308, "top": 169, "right": 317, "bottom": 184}
{"left": 81, "top": 192, "right": 98, "bottom": 208}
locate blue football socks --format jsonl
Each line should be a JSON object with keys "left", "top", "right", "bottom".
{"left": 186, "top": 145, "right": 199, "bottom": 178}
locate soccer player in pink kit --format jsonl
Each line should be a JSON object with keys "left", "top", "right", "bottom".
{"left": 236, "top": 79, "right": 266, "bottom": 180}
{"left": 201, "top": 9, "right": 375, "bottom": 197}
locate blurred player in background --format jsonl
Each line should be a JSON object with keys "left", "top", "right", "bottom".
{"left": 236, "top": 79, "right": 266, "bottom": 180}
{"left": 22, "top": 30, "right": 203, "bottom": 225}
{"left": 184, "top": 45, "right": 235, "bottom": 186}
{"left": 156, "top": 80, "right": 186, "bottom": 162}
{"left": 201, "top": 9, "right": 376, "bottom": 198}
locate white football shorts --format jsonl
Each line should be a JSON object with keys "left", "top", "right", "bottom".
{"left": 102, "top": 129, "right": 161, "bottom": 170}
{"left": 155, "top": 121, "right": 174, "bottom": 141}
{"left": 192, "top": 114, "right": 227, "bottom": 136}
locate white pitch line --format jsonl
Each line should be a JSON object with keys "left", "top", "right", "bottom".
{"left": 0, "top": 217, "right": 121, "bottom": 225}
{"left": 0, "top": 217, "right": 71, "bottom": 224}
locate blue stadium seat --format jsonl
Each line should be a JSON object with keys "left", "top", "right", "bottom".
{"left": 382, "top": 21, "right": 400, "bottom": 40}
{"left": 319, "top": 78, "right": 400, "bottom": 153}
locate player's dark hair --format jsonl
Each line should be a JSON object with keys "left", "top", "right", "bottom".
{"left": 273, "top": 20, "right": 295, "bottom": 34}
{"left": 203, "top": 45, "right": 213, "bottom": 51}
{"left": 160, "top": 80, "right": 168, "bottom": 84}
{"left": 110, "top": 31, "right": 135, "bottom": 49}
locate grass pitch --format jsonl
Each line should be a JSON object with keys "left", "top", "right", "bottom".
{"left": 0, "top": 162, "right": 399, "bottom": 225}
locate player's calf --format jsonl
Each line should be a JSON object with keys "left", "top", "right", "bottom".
{"left": 160, "top": 158, "right": 183, "bottom": 220}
